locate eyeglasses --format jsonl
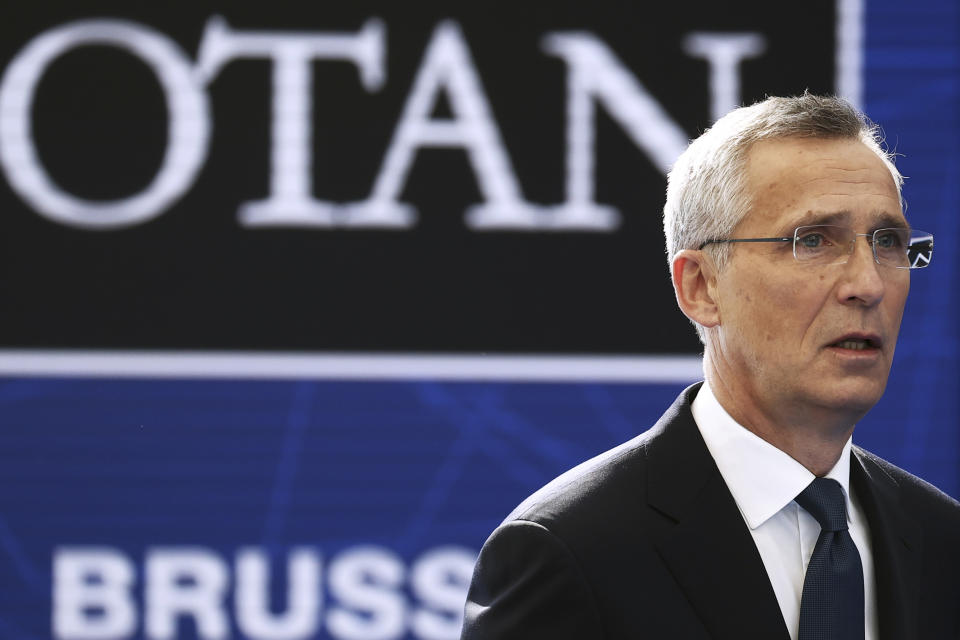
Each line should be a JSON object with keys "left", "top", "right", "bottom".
{"left": 699, "top": 225, "right": 934, "bottom": 269}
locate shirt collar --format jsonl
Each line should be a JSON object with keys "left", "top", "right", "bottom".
{"left": 691, "top": 380, "right": 854, "bottom": 530}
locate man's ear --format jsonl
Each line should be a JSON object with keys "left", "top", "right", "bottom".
{"left": 671, "top": 249, "right": 720, "bottom": 329}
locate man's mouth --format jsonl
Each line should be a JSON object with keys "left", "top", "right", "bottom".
{"left": 829, "top": 336, "right": 881, "bottom": 351}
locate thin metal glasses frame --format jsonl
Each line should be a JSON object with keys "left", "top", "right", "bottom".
{"left": 697, "top": 226, "right": 933, "bottom": 269}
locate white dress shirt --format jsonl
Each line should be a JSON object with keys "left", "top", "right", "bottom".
{"left": 691, "top": 381, "right": 877, "bottom": 640}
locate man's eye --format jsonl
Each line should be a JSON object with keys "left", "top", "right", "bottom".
{"left": 798, "top": 233, "right": 826, "bottom": 248}
{"left": 875, "top": 231, "right": 903, "bottom": 249}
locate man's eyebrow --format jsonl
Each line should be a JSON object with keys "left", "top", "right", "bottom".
{"left": 872, "top": 213, "right": 910, "bottom": 230}
{"left": 782, "top": 210, "right": 908, "bottom": 232}
{"left": 779, "top": 211, "right": 848, "bottom": 233}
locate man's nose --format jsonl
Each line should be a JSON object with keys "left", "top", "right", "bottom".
{"left": 836, "top": 235, "right": 886, "bottom": 306}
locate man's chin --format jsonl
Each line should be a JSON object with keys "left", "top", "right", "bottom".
{"left": 807, "top": 377, "right": 888, "bottom": 417}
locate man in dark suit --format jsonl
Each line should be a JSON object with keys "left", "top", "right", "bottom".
{"left": 460, "top": 94, "right": 960, "bottom": 639}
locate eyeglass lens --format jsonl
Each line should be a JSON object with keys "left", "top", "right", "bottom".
{"left": 793, "top": 225, "right": 933, "bottom": 269}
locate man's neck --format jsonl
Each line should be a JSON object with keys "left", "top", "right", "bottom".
{"left": 703, "top": 362, "right": 858, "bottom": 477}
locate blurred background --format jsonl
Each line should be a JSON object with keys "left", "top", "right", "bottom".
{"left": 0, "top": 1, "right": 956, "bottom": 638}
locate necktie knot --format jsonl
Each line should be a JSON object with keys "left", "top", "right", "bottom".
{"left": 795, "top": 477, "right": 848, "bottom": 532}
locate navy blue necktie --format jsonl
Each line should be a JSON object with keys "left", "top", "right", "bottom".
{"left": 795, "top": 477, "right": 865, "bottom": 640}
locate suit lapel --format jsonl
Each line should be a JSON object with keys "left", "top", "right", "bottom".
{"left": 851, "top": 449, "right": 922, "bottom": 640}
{"left": 644, "top": 386, "right": 790, "bottom": 640}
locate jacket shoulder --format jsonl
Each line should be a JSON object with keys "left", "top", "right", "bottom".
{"left": 855, "top": 446, "right": 960, "bottom": 530}
{"left": 503, "top": 382, "right": 704, "bottom": 532}
{"left": 504, "top": 429, "right": 654, "bottom": 527}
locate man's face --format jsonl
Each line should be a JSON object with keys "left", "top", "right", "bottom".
{"left": 709, "top": 136, "right": 910, "bottom": 422}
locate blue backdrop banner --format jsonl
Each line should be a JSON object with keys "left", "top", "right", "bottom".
{"left": 0, "top": 0, "right": 957, "bottom": 638}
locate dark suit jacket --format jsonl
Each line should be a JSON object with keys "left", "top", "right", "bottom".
{"left": 461, "top": 383, "right": 960, "bottom": 639}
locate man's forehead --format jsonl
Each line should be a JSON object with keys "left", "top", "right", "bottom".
{"left": 741, "top": 137, "right": 903, "bottom": 228}
{"left": 746, "top": 136, "right": 891, "bottom": 174}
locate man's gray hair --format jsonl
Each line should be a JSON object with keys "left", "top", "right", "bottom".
{"left": 662, "top": 93, "right": 903, "bottom": 342}
{"left": 664, "top": 93, "right": 902, "bottom": 267}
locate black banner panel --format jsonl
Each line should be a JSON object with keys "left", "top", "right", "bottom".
{"left": 0, "top": 1, "right": 835, "bottom": 353}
